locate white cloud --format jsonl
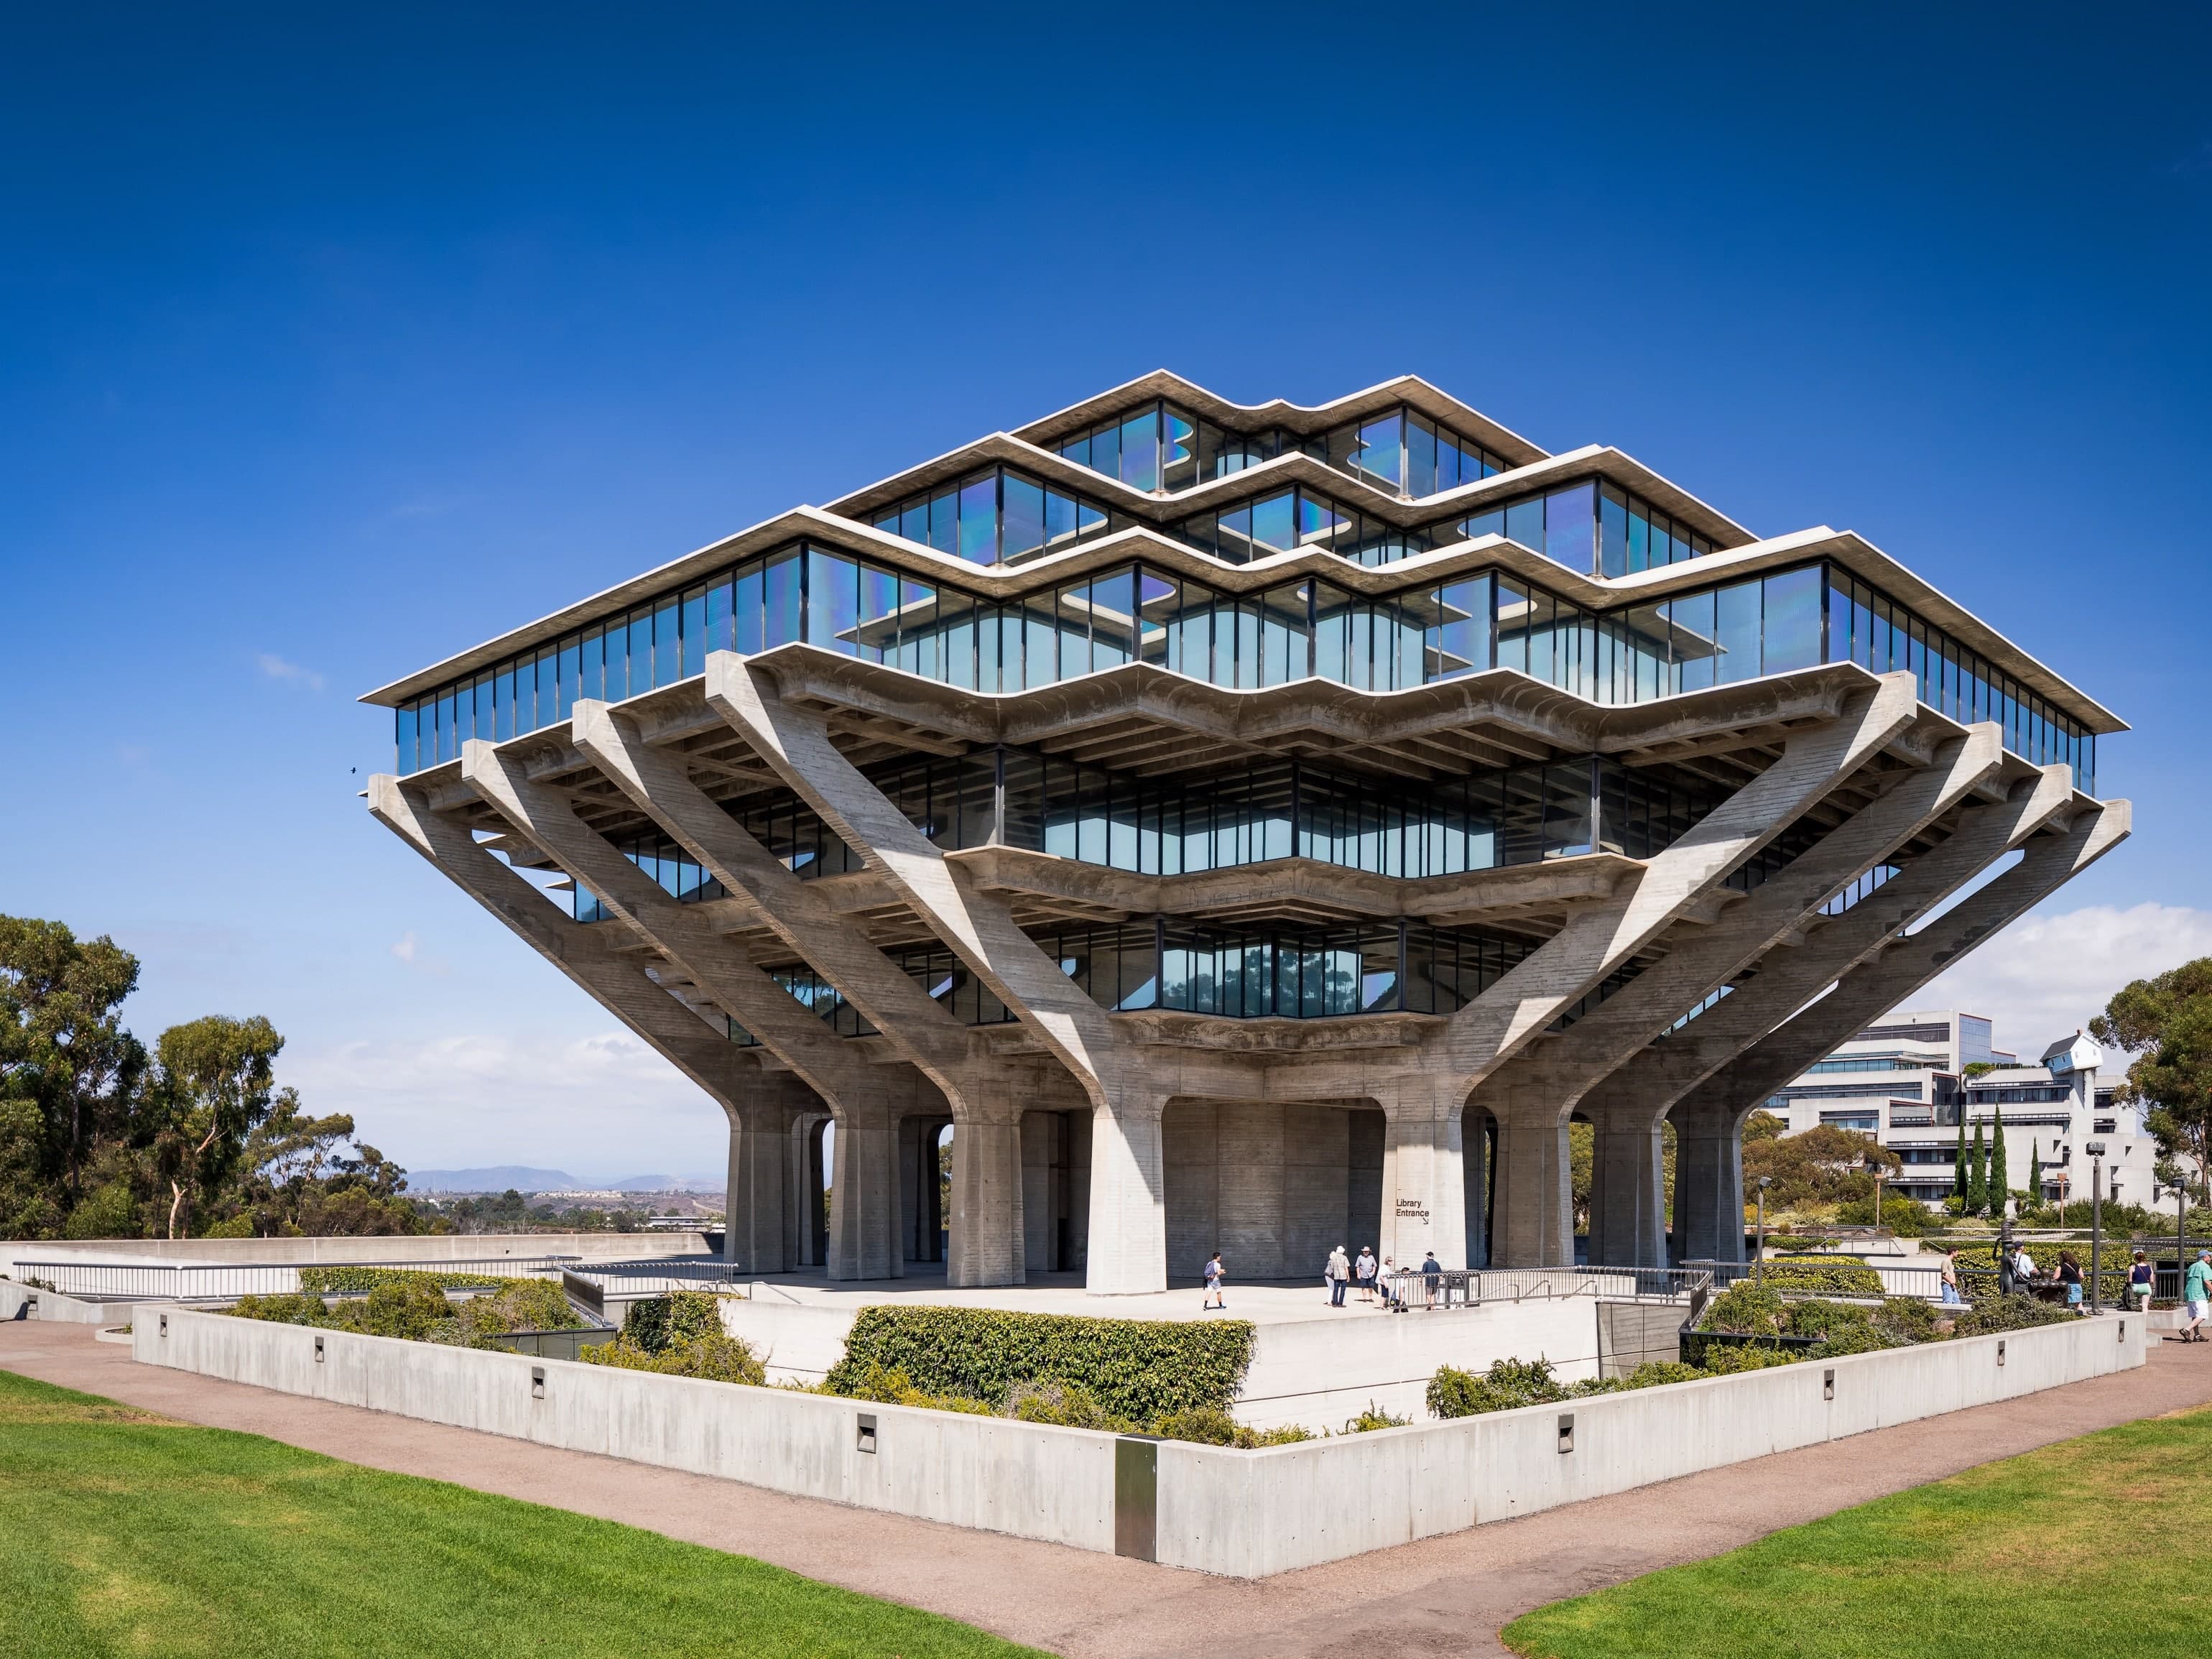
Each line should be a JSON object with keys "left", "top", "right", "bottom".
{"left": 388, "top": 932, "right": 451, "bottom": 976}
{"left": 279, "top": 1027, "right": 726, "bottom": 1171}
{"left": 1912, "top": 903, "right": 2212, "bottom": 1053}
{"left": 257, "top": 652, "right": 326, "bottom": 692}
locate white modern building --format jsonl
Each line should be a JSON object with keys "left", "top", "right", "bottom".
{"left": 1768, "top": 1013, "right": 2155, "bottom": 1210}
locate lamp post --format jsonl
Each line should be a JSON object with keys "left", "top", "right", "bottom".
{"left": 1870, "top": 1161, "right": 1887, "bottom": 1234}
{"left": 2086, "top": 1141, "right": 2107, "bottom": 1314}
{"left": 1755, "top": 1176, "right": 1772, "bottom": 1288}
{"left": 2178, "top": 1178, "right": 2190, "bottom": 1308}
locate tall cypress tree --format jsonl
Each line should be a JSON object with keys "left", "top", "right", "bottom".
{"left": 2027, "top": 1138, "right": 2040, "bottom": 1210}
{"left": 1989, "top": 1109, "right": 2009, "bottom": 1215}
{"left": 1968, "top": 1122, "right": 1988, "bottom": 1215}
{"left": 1954, "top": 1117, "right": 1971, "bottom": 1209}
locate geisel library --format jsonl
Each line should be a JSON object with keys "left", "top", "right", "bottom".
{"left": 364, "top": 374, "right": 2128, "bottom": 1293}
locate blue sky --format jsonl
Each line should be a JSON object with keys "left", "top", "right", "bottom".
{"left": 3, "top": 6, "right": 2206, "bottom": 1178}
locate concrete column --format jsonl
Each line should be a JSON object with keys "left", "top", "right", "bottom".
{"left": 1585, "top": 1104, "right": 1669, "bottom": 1268}
{"left": 828, "top": 1112, "right": 904, "bottom": 1282}
{"left": 1086, "top": 1093, "right": 1168, "bottom": 1295}
{"left": 723, "top": 1075, "right": 808, "bottom": 1271}
{"left": 1378, "top": 1087, "right": 1468, "bottom": 1271}
{"left": 1487, "top": 1092, "right": 1574, "bottom": 1268}
{"left": 946, "top": 1113, "right": 1025, "bottom": 1288}
{"left": 1671, "top": 1102, "right": 1745, "bottom": 1265}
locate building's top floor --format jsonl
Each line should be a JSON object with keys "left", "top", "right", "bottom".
{"left": 1817, "top": 1010, "right": 2006, "bottom": 1076}
{"left": 364, "top": 373, "right": 2125, "bottom": 790}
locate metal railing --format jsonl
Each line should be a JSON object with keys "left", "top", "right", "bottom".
{"left": 1373, "top": 1265, "right": 1710, "bottom": 1310}
{"left": 557, "top": 1257, "right": 751, "bottom": 1296}
{"left": 8, "top": 1255, "right": 583, "bottom": 1303}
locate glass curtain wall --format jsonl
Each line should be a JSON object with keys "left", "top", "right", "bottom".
{"left": 397, "top": 553, "right": 2097, "bottom": 791}
{"left": 1454, "top": 479, "right": 1719, "bottom": 578}
{"left": 733, "top": 916, "right": 1567, "bottom": 1036}
{"left": 1056, "top": 400, "right": 1505, "bottom": 501}
{"left": 870, "top": 464, "right": 1121, "bottom": 566}
{"left": 1177, "top": 484, "right": 1436, "bottom": 568}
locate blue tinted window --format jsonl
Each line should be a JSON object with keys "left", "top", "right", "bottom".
{"left": 1002, "top": 473, "right": 1045, "bottom": 560}
{"left": 1715, "top": 581, "right": 1762, "bottom": 683}
{"left": 1250, "top": 490, "right": 1295, "bottom": 553}
{"left": 1119, "top": 410, "right": 1158, "bottom": 491}
{"left": 1599, "top": 485, "right": 1629, "bottom": 579}
{"left": 1504, "top": 496, "right": 1544, "bottom": 553}
{"left": 958, "top": 475, "right": 999, "bottom": 564}
{"left": 1544, "top": 484, "right": 1596, "bottom": 575}
{"left": 1761, "top": 568, "right": 1823, "bottom": 673}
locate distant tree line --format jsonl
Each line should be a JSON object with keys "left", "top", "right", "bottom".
{"left": 0, "top": 915, "right": 440, "bottom": 1241}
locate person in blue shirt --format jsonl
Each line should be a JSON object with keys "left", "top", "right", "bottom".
{"left": 2183, "top": 1251, "right": 2212, "bottom": 1344}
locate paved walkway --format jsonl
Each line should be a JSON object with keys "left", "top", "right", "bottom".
{"left": 4, "top": 1322, "right": 2207, "bottom": 1658}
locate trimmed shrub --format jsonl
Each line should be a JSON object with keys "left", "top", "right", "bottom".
{"left": 582, "top": 1292, "right": 762, "bottom": 1385}
{"left": 1701, "top": 1282, "right": 1787, "bottom": 1336}
{"left": 1696, "top": 1342, "right": 1802, "bottom": 1375}
{"left": 1761, "top": 1260, "right": 1884, "bottom": 1296}
{"left": 228, "top": 1293, "right": 333, "bottom": 1326}
{"left": 299, "top": 1265, "right": 509, "bottom": 1295}
{"left": 1427, "top": 1357, "right": 1568, "bottom": 1419}
{"left": 1948, "top": 1293, "right": 2079, "bottom": 1338}
{"left": 825, "top": 1306, "right": 1254, "bottom": 1420}
{"left": 1343, "top": 1402, "right": 1411, "bottom": 1433}
{"left": 1618, "top": 1360, "right": 1702, "bottom": 1388}
{"left": 1004, "top": 1382, "right": 1132, "bottom": 1433}
{"left": 1148, "top": 1405, "right": 1313, "bottom": 1447}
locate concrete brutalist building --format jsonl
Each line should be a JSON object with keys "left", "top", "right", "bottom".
{"left": 361, "top": 374, "right": 2128, "bottom": 1293}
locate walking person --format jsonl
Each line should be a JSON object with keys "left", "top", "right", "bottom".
{"left": 1940, "top": 1247, "right": 1963, "bottom": 1306}
{"left": 1202, "top": 1252, "right": 1226, "bottom": 1311}
{"left": 2055, "top": 1249, "right": 2085, "bottom": 1313}
{"left": 1355, "top": 1244, "right": 1378, "bottom": 1305}
{"left": 1379, "top": 1256, "right": 1399, "bottom": 1310}
{"left": 1421, "top": 1249, "right": 1443, "bottom": 1310}
{"left": 2129, "top": 1251, "right": 2154, "bottom": 1316}
{"left": 1326, "top": 1244, "right": 1351, "bottom": 1307}
{"left": 2183, "top": 1249, "right": 2212, "bottom": 1344}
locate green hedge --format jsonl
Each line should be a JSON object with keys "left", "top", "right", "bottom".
{"left": 823, "top": 1306, "right": 1254, "bottom": 1421}
{"left": 1758, "top": 1259, "right": 1884, "bottom": 1296}
{"left": 297, "top": 1265, "right": 513, "bottom": 1294}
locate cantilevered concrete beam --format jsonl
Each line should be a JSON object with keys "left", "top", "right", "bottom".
{"left": 1579, "top": 766, "right": 2079, "bottom": 1130}
{"left": 1468, "top": 675, "right": 1918, "bottom": 1269}
{"left": 458, "top": 739, "right": 928, "bottom": 1281}
{"left": 570, "top": 699, "right": 1060, "bottom": 1287}
{"left": 706, "top": 651, "right": 1198, "bottom": 1295}
{"left": 1539, "top": 725, "right": 2006, "bottom": 1265}
{"left": 369, "top": 774, "right": 807, "bottom": 1271}
{"left": 1671, "top": 796, "right": 2130, "bottom": 1262}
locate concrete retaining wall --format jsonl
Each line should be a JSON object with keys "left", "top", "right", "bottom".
{"left": 1, "top": 1281, "right": 133, "bottom": 1325}
{"left": 1153, "top": 1312, "right": 2147, "bottom": 1576}
{"left": 134, "top": 1304, "right": 2143, "bottom": 1576}
{"left": 1, "top": 1233, "right": 708, "bottom": 1278}
{"left": 134, "top": 1308, "right": 1114, "bottom": 1551}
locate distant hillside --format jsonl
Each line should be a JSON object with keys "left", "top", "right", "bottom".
{"left": 406, "top": 1167, "right": 724, "bottom": 1195}
{"left": 405, "top": 1166, "right": 578, "bottom": 1193}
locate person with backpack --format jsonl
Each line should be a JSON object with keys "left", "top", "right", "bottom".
{"left": 1202, "top": 1252, "right": 1226, "bottom": 1311}
{"left": 1325, "top": 1244, "right": 1351, "bottom": 1307}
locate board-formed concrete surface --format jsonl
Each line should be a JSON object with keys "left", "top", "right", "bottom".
{"left": 6, "top": 1321, "right": 2208, "bottom": 1655}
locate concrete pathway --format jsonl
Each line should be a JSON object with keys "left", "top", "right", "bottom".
{"left": 4, "top": 1321, "right": 2208, "bottom": 1658}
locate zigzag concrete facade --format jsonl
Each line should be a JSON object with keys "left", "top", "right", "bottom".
{"left": 364, "top": 373, "right": 2129, "bottom": 1293}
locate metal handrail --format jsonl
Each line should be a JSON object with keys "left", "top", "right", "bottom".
{"left": 1372, "top": 1265, "right": 1711, "bottom": 1310}
{"left": 9, "top": 1254, "right": 583, "bottom": 1303}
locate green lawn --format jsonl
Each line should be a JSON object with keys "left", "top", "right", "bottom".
{"left": 0, "top": 1367, "right": 1045, "bottom": 1658}
{"left": 1504, "top": 1402, "right": 2212, "bottom": 1658}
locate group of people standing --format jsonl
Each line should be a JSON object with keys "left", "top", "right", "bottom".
{"left": 1935, "top": 1242, "right": 2212, "bottom": 1335}
{"left": 1197, "top": 1246, "right": 1448, "bottom": 1311}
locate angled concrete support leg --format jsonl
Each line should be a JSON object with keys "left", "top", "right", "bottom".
{"left": 1671, "top": 1102, "right": 1746, "bottom": 1265}
{"left": 829, "top": 1112, "right": 904, "bottom": 1283}
{"left": 1586, "top": 1105, "right": 1670, "bottom": 1269}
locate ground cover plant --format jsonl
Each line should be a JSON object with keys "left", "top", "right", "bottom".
{"left": 581, "top": 1290, "right": 763, "bottom": 1382}
{"left": 228, "top": 1274, "right": 583, "bottom": 1348}
{"left": 1502, "top": 1402, "right": 2212, "bottom": 1658}
{"left": 0, "top": 1367, "right": 1042, "bottom": 1659}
